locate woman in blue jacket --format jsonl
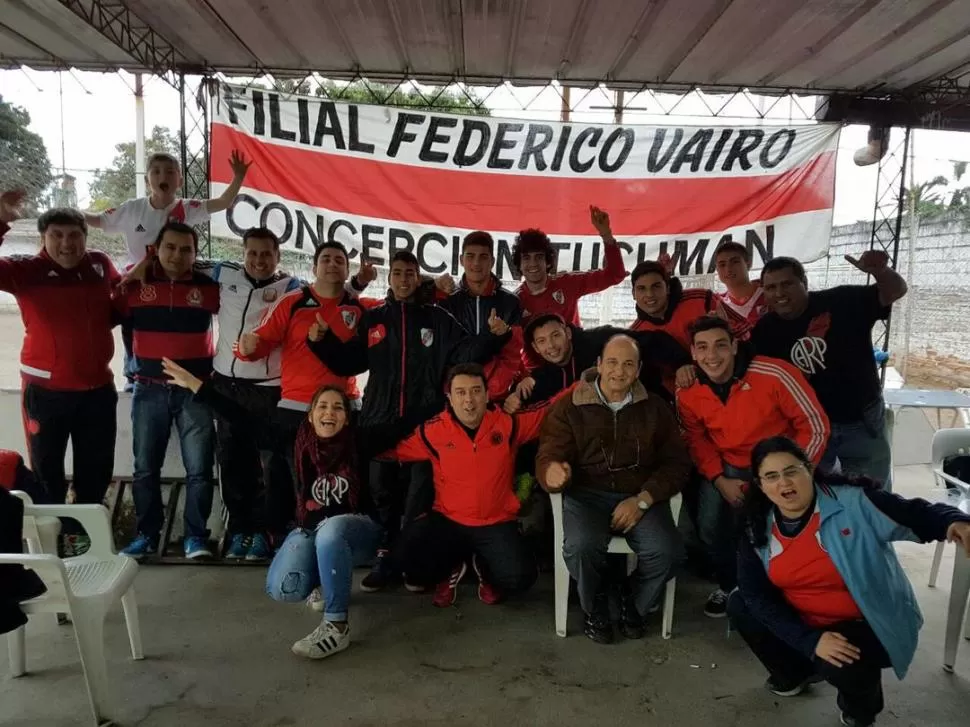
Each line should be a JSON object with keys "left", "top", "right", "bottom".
{"left": 729, "top": 436, "right": 970, "bottom": 727}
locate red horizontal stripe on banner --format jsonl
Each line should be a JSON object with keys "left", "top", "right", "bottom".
{"left": 211, "top": 124, "right": 835, "bottom": 236}
{"left": 134, "top": 330, "right": 214, "bottom": 362}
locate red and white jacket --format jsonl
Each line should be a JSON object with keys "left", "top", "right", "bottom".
{"left": 676, "top": 353, "right": 830, "bottom": 480}
{"left": 0, "top": 222, "right": 120, "bottom": 390}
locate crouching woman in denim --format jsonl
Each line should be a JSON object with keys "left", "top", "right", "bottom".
{"left": 730, "top": 436, "right": 970, "bottom": 727}
{"left": 161, "top": 359, "right": 419, "bottom": 661}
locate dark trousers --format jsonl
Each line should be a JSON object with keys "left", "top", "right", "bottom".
{"left": 397, "top": 511, "right": 537, "bottom": 593}
{"left": 369, "top": 460, "right": 434, "bottom": 550}
{"left": 274, "top": 406, "right": 309, "bottom": 536}
{"left": 563, "top": 487, "right": 683, "bottom": 617}
{"left": 22, "top": 382, "right": 117, "bottom": 535}
{"left": 211, "top": 375, "right": 284, "bottom": 534}
{"left": 728, "top": 591, "right": 891, "bottom": 724}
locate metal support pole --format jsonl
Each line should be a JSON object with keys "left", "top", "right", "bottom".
{"left": 178, "top": 72, "right": 188, "bottom": 199}
{"left": 134, "top": 73, "right": 146, "bottom": 198}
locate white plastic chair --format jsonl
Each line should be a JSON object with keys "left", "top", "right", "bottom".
{"left": 2, "top": 493, "right": 144, "bottom": 726}
{"left": 928, "top": 429, "right": 970, "bottom": 589}
{"left": 551, "top": 491, "right": 681, "bottom": 639}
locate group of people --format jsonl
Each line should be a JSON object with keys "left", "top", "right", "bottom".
{"left": 2, "top": 149, "right": 970, "bottom": 727}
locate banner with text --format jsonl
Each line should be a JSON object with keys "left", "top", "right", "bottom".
{"left": 210, "top": 84, "right": 840, "bottom": 279}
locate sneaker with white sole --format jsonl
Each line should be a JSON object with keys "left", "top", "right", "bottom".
{"left": 432, "top": 561, "right": 468, "bottom": 607}
{"left": 291, "top": 621, "right": 351, "bottom": 660}
{"left": 122, "top": 534, "right": 158, "bottom": 559}
{"left": 704, "top": 588, "right": 729, "bottom": 618}
{"left": 840, "top": 712, "right": 874, "bottom": 727}
{"left": 184, "top": 536, "right": 212, "bottom": 560}
{"left": 306, "top": 587, "right": 324, "bottom": 613}
{"left": 226, "top": 534, "right": 250, "bottom": 560}
{"left": 246, "top": 533, "right": 272, "bottom": 561}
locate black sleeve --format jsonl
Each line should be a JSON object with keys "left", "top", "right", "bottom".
{"left": 356, "top": 408, "right": 435, "bottom": 461}
{"left": 577, "top": 324, "right": 626, "bottom": 354}
{"left": 864, "top": 488, "right": 970, "bottom": 542}
{"left": 524, "top": 365, "right": 562, "bottom": 404}
{"left": 306, "top": 328, "right": 369, "bottom": 376}
{"left": 505, "top": 294, "right": 523, "bottom": 327}
{"left": 437, "top": 308, "right": 510, "bottom": 366}
{"left": 629, "top": 329, "right": 692, "bottom": 368}
{"left": 193, "top": 380, "right": 254, "bottom": 425}
{"left": 736, "top": 536, "right": 822, "bottom": 659}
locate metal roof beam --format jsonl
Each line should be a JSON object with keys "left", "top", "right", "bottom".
{"left": 56, "top": 0, "right": 193, "bottom": 76}
{"left": 606, "top": 0, "right": 667, "bottom": 81}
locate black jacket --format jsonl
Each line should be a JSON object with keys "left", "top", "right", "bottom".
{"left": 438, "top": 274, "right": 522, "bottom": 334}
{"left": 525, "top": 325, "right": 690, "bottom": 405}
{"left": 309, "top": 292, "right": 510, "bottom": 427}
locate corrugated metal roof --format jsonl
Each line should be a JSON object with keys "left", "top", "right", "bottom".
{"left": 0, "top": 0, "right": 968, "bottom": 95}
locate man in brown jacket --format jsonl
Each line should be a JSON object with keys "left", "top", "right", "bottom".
{"left": 536, "top": 334, "right": 691, "bottom": 644}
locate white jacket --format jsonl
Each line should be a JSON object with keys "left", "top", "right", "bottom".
{"left": 200, "top": 261, "right": 300, "bottom": 385}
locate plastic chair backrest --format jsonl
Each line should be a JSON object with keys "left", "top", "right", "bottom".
{"left": 10, "top": 490, "right": 43, "bottom": 554}
{"left": 931, "top": 429, "right": 970, "bottom": 488}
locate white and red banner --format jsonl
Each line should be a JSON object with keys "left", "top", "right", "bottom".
{"left": 210, "top": 84, "right": 840, "bottom": 279}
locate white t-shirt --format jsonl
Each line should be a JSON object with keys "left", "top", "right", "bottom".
{"left": 99, "top": 197, "right": 211, "bottom": 267}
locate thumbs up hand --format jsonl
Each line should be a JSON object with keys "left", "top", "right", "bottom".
{"left": 488, "top": 308, "right": 510, "bottom": 336}
{"left": 308, "top": 313, "right": 329, "bottom": 343}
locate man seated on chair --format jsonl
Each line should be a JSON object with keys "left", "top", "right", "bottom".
{"left": 676, "top": 316, "right": 830, "bottom": 620}
{"left": 535, "top": 335, "right": 692, "bottom": 644}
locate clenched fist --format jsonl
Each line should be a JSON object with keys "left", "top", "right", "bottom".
{"left": 544, "top": 461, "right": 572, "bottom": 492}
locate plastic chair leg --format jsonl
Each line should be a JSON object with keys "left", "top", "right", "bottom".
{"left": 121, "top": 588, "right": 144, "bottom": 660}
{"left": 944, "top": 549, "right": 970, "bottom": 672}
{"left": 964, "top": 594, "right": 970, "bottom": 641}
{"left": 72, "top": 610, "right": 112, "bottom": 725}
{"left": 554, "top": 548, "right": 569, "bottom": 638}
{"left": 7, "top": 624, "right": 26, "bottom": 677}
{"left": 661, "top": 578, "right": 676, "bottom": 640}
{"left": 929, "top": 541, "right": 945, "bottom": 588}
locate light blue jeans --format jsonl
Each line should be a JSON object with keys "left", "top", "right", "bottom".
{"left": 265, "top": 515, "right": 384, "bottom": 622}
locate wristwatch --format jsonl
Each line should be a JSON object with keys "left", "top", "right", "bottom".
{"left": 637, "top": 494, "right": 650, "bottom": 511}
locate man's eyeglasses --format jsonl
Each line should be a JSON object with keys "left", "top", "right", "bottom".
{"left": 758, "top": 463, "right": 808, "bottom": 485}
{"left": 601, "top": 439, "right": 641, "bottom": 473}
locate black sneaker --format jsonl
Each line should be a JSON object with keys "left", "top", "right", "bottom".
{"left": 583, "top": 591, "right": 614, "bottom": 644}
{"left": 840, "top": 712, "right": 874, "bottom": 727}
{"left": 704, "top": 588, "right": 729, "bottom": 618}
{"left": 360, "top": 549, "right": 396, "bottom": 592}
{"left": 616, "top": 581, "right": 646, "bottom": 640}
{"left": 765, "top": 673, "right": 823, "bottom": 697}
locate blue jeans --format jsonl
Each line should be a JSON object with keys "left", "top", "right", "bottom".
{"left": 131, "top": 381, "right": 215, "bottom": 540}
{"left": 265, "top": 515, "right": 384, "bottom": 622}
{"left": 695, "top": 462, "right": 749, "bottom": 592}
{"left": 819, "top": 397, "right": 892, "bottom": 490}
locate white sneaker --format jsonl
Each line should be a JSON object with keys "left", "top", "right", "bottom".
{"left": 291, "top": 621, "right": 351, "bottom": 660}
{"left": 306, "top": 587, "right": 324, "bottom": 613}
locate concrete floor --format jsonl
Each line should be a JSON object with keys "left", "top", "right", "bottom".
{"left": 3, "top": 465, "right": 970, "bottom": 726}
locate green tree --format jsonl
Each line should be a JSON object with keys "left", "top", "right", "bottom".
{"left": 276, "top": 79, "right": 489, "bottom": 115}
{"left": 903, "top": 175, "right": 949, "bottom": 219}
{"left": 0, "top": 95, "right": 53, "bottom": 215}
{"left": 88, "top": 125, "right": 207, "bottom": 211}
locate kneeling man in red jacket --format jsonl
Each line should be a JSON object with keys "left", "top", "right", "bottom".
{"left": 388, "top": 362, "right": 553, "bottom": 607}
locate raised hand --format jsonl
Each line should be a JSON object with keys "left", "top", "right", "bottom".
{"left": 357, "top": 257, "right": 377, "bottom": 286}
{"left": 503, "top": 392, "right": 522, "bottom": 414}
{"left": 235, "top": 332, "right": 260, "bottom": 357}
{"left": 161, "top": 357, "right": 203, "bottom": 393}
{"left": 435, "top": 273, "right": 456, "bottom": 295}
{"left": 229, "top": 150, "right": 252, "bottom": 180}
{"left": 0, "top": 189, "right": 26, "bottom": 224}
{"left": 589, "top": 205, "right": 613, "bottom": 240}
{"left": 658, "top": 251, "right": 674, "bottom": 275}
{"left": 515, "top": 376, "right": 536, "bottom": 399}
{"left": 845, "top": 250, "right": 889, "bottom": 275}
{"left": 307, "top": 313, "right": 329, "bottom": 343}
{"left": 544, "top": 461, "right": 572, "bottom": 492}
{"left": 488, "top": 308, "right": 509, "bottom": 335}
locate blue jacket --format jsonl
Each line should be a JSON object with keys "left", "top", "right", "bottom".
{"left": 738, "top": 483, "right": 970, "bottom": 679}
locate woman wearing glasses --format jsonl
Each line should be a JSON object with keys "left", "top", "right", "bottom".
{"left": 729, "top": 436, "right": 970, "bottom": 727}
